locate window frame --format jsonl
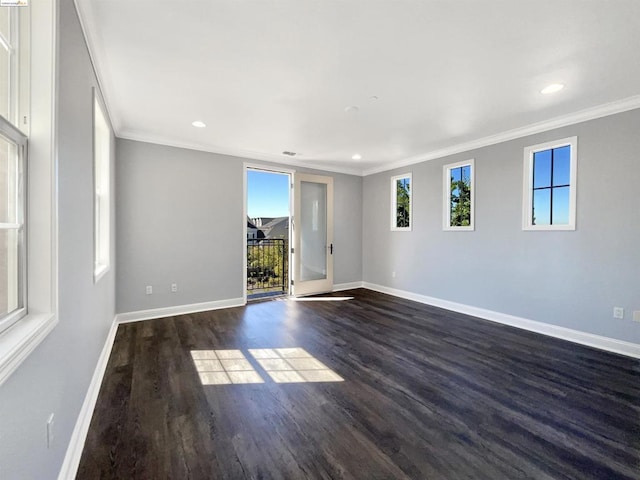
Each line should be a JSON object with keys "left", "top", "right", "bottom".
{"left": 93, "top": 89, "right": 111, "bottom": 282}
{"left": 443, "top": 159, "right": 474, "bottom": 231}
{"left": 0, "top": 0, "right": 58, "bottom": 387}
{"left": 0, "top": 116, "right": 27, "bottom": 335}
{"left": 390, "top": 173, "right": 412, "bottom": 231}
{"left": 522, "top": 136, "right": 577, "bottom": 231}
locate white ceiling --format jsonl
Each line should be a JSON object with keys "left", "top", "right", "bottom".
{"left": 75, "top": 0, "right": 640, "bottom": 175}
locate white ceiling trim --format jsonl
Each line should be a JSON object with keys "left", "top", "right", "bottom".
{"left": 117, "top": 129, "right": 365, "bottom": 177}
{"left": 73, "top": 0, "right": 640, "bottom": 179}
{"left": 73, "top": 0, "right": 122, "bottom": 132}
{"left": 362, "top": 95, "right": 640, "bottom": 176}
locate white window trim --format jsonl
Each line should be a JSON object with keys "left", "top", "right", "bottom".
{"left": 390, "top": 173, "right": 412, "bottom": 232}
{"left": 443, "top": 159, "right": 475, "bottom": 231}
{"left": 93, "top": 89, "right": 111, "bottom": 282}
{"left": 0, "top": 120, "right": 27, "bottom": 335}
{"left": 0, "top": 1, "right": 58, "bottom": 386}
{"left": 522, "top": 136, "right": 577, "bottom": 231}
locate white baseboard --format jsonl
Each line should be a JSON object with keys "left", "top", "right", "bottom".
{"left": 362, "top": 282, "right": 640, "bottom": 359}
{"left": 115, "top": 297, "right": 246, "bottom": 324}
{"left": 333, "top": 281, "right": 364, "bottom": 292}
{"left": 57, "top": 318, "right": 119, "bottom": 480}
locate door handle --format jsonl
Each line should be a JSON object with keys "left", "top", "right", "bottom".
{"left": 329, "top": 243, "right": 333, "bottom": 255}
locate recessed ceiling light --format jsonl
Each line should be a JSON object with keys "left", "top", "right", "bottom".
{"left": 540, "top": 83, "right": 565, "bottom": 95}
{"left": 369, "top": 95, "right": 379, "bottom": 101}
{"left": 352, "top": 154, "right": 362, "bottom": 160}
{"left": 192, "top": 121, "right": 206, "bottom": 128}
{"left": 344, "top": 105, "right": 359, "bottom": 113}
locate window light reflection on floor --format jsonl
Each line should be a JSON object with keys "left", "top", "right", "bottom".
{"left": 191, "top": 348, "right": 344, "bottom": 385}
{"left": 191, "top": 349, "right": 264, "bottom": 385}
{"left": 248, "top": 348, "right": 344, "bottom": 383}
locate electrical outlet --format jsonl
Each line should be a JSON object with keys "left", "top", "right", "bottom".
{"left": 46, "top": 414, "right": 54, "bottom": 449}
{"left": 633, "top": 311, "right": 640, "bottom": 322}
{"left": 145, "top": 285, "right": 153, "bottom": 295}
{"left": 392, "top": 271, "right": 396, "bottom": 278}
{"left": 171, "top": 283, "right": 178, "bottom": 293}
{"left": 613, "top": 307, "right": 624, "bottom": 319}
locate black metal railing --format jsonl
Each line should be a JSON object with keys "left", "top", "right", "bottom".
{"left": 247, "top": 238, "right": 288, "bottom": 297}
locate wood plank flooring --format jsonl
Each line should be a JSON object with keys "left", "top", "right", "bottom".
{"left": 77, "top": 289, "right": 640, "bottom": 479}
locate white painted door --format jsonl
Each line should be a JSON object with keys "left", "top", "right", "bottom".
{"left": 292, "top": 173, "right": 334, "bottom": 296}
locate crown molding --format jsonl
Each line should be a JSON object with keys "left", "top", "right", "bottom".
{"left": 72, "top": 1, "right": 640, "bottom": 180}
{"left": 117, "top": 129, "right": 364, "bottom": 176}
{"left": 363, "top": 95, "right": 640, "bottom": 176}
{"left": 73, "top": 0, "right": 122, "bottom": 132}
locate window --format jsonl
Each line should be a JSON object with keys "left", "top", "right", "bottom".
{"left": 0, "top": 120, "right": 26, "bottom": 334}
{"left": 0, "top": 4, "right": 28, "bottom": 131}
{"left": 391, "top": 173, "right": 412, "bottom": 231}
{"left": 443, "top": 159, "right": 474, "bottom": 231}
{"left": 523, "top": 137, "right": 577, "bottom": 230}
{"left": 0, "top": 0, "right": 58, "bottom": 386}
{"left": 93, "top": 91, "right": 111, "bottom": 281}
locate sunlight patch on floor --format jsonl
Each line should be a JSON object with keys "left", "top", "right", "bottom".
{"left": 248, "top": 348, "right": 344, "bottom": 383}
{"left": 191, "top": 350, "right": 264, "bottom": 385}
{"left": 191, "top": 348, "right": 343, "bottom": 385}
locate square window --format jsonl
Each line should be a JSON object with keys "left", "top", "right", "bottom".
{"left": 443, "top": 160, "right": 474, "bottom": 230}
{"left": 523, "top": 137, "right": 577, "bottom": 230}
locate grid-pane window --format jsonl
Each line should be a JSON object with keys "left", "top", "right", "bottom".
{"left": 0, "top": 127, "right": 26, "bottom": 333}
{"left": 443, "top": 160, "right": 474, "bottom": 230}
{"left": 523, "top": 137, "right": 577, "bottom": 231}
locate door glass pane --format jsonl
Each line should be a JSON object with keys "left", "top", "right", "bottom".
{"left": 300, "top": 181, "right": 327, "bottom": 282}
{"left": 0, "top": 228, "right": 20, "bottom": 316}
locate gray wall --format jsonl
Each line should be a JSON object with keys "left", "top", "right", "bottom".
{"left": 116, "top": 140, "right": 363, "bottom": 313}
{"left": 0, "top": 1, "right": 117, "bottom": 479}
{"left": 363, "top": 108, "right": 640, "bottom": 344}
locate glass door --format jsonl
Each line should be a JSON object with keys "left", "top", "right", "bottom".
{"left": 292, "top": 173, "right": 333, "bottom": 296}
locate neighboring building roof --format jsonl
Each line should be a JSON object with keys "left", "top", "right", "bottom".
{"left": 260, "top": 216, "right": 289, "bottom": 239}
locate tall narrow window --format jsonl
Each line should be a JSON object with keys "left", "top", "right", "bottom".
{"left": 443, "top": 159, "right": 474, "bottom": 231}
{"left": 391, "top": 173, "right": 412, "bottom": 231}
{"left": 523, "top": 137, "right": 577, "bottom": 230}
{"left": 93, "top": 92, "right": 110, "bottom": 281}
{"left": 0, "top": 123, "right": 26, "bottom": 334}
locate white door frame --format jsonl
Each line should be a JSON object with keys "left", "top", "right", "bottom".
{"left": 242, "top": 163, "right": 294, "bottom": 303}
{"left": 292, "top": 173, "right": 334, "bottom": 296}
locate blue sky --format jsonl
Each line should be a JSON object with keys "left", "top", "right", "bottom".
{"left": 247, "top": 170, "right": 290, "bottom": 218}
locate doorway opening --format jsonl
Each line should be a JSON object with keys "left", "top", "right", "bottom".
{"left": 246, "top": 168, "right": 291, "bottom": 300}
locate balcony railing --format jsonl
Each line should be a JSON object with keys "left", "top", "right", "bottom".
{"left": 247, "top": 238, "right": 288, "bottom": 298}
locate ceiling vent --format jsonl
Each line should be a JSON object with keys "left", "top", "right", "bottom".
{"left": 282, "top": 151, "right": 297, "bottom": 157}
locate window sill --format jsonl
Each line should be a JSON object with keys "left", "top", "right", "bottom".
{"left": 0, "top": 312, "right": 58, "bottom": 386}
{"left": 523, "top": 224, "right": 576, "bottom": 231}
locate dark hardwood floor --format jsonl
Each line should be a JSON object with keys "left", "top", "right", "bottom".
{"left": 77, "top": 289, "right": 640, "bottom": 479}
